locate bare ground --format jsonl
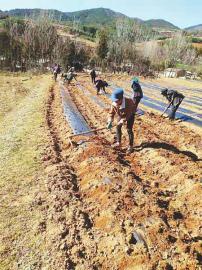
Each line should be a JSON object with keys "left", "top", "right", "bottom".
{"left": 40, "top": 76, "right": 201, "bottom": 269}
{"left": 0, "top": 73, "right": 201, "bottom": 269}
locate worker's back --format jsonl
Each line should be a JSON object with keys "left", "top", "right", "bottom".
{"left": 131, "top": 81, "right": 143, "bottom": 98}
{"left": 95, "top": 79, "right": 108, "bottom": 88}
{"left": 166, "top": 90, "right": 184, "bottom": 105}
{"left": 90, "top": 69, "right": 96, "bottom": 77}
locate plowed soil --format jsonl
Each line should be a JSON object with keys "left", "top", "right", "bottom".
{"left": 42, "top": 74, "right": 201, "bottom": 269}
{"left": 0, "top": 73, "right": 201, "bottom": 270}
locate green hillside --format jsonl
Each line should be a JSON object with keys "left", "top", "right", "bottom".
{"left": 185, "top": 24, "right": 202, "bottom": 32}
{"left": 5, "top": 8, "right": 126, "bottom": 25}
{"left": 5, "top": 8, "right": 180, "bottom": 30}
{"left": 66, "top": 8, "right": 126, "bottom": 25}
{"left": 144, "top": 19, "right": 179, "bottom": 30}
{"left": 5, "top": 8, "right": 66, "bottom": 20}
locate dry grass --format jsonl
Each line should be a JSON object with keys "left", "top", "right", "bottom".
{"left": 192, "top": 43, "right": 202, "bottom": 49}
{"left": 157, "top": 77, "right": 202, "bottom": 90}
{"left": 0, "top": 73, "right": 53, "bottom": 269}
{"left": 57, "top": 28, "right": 96, "bottom": 48}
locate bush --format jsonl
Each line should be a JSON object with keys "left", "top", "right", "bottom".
{"left": 192, "top": 37, "right": 202, "bottom": 43}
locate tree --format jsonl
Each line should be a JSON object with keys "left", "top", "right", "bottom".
{"left": 142, "top": 41, "right": 165, "bottom": 71}
{"left": 22, "top": 16, "right": 58, "bottom": 68}
{"left": 53, "top": 37, "right": 91, "bottom": 71}
{"left": 2, "top": 18, "right": 25, "bottom": 70}
{"left": 96, "top": 30, "right": 108, "bottom": 60}
{"left": 1, "top": 16, "right": 58, "bottom": 70}
{"left": 164, "top": 32, "right": 194, "bottom": 68}
{"left": 107, "top": 18, "right": 157, "bottom": 73}
{"left": 0, "top": 31, "right": 10, "bottom": 68}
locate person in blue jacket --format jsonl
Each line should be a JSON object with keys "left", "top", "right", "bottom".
{"left": 131, "top": 77, "right": 143, "bottom": 111}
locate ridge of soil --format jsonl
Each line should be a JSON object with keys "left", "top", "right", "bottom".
{"left": 40, "top": 79, "right": 201, "bottom": 269}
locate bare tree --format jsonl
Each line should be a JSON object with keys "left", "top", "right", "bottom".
{"left": 142, "top": 40, "right": 165, "bottom": 72}
{"left": 107, "top": 18, "right": 156, "bottom": 72}
{"left": 164, "top": 32, "right": 194, "bottom": 67}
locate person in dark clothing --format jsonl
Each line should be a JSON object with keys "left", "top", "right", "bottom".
{"left": 131, "top": 77, "right": 143, "bottom": 111}
{"left": 95, "top": 79, "right": 109, "bottom": 95}
{"left": 161, "top": 88, "right": 184, "bottom": 120}
{"left": 90, "top": 69, "right": 96, "bottom": 84}
{"left": 127, "top": 67, "right": 131, "bottom": 75}
{"left": 63, "top": 71, "right": 77, "bottom": 84}
{"left": 107, "top": 88, "right": 137, "bottom": 154}
{"left": 68, "top": 67, "right": 75, "bottom": 72}
{"left": 53, "top": 64, "right": 61, "bottom": 81}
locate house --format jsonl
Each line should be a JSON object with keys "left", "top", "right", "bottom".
{"left": 185, "top": 71, "right": 197, "bottom": 80}
{"left": 164, "top": 68, "right": 186, "bottom": 78}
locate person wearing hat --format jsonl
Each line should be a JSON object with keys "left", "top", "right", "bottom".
{"left": 107, "top": 88, "right": 137, "bottom": 153}
{"left": 131, "top": 77, "right": 143, "bottom": 111}
{"left": 161, "top": 88, "right": 184, "bottom": 120}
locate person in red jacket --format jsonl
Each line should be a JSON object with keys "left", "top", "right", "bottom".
{"left": 107, "top": 88, "right": 137, "bottom": 153}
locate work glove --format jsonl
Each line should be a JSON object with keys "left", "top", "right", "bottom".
{"left": 107, "top": 121, "right": 113, "bottom": 129}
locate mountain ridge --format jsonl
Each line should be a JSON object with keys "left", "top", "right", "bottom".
{"left": 185, "top": 24, "right": 202, "bottom": 32}
{"left": 1, "top": 8, "right": 201, "bottom": 31}
{"left": 2, "top": 8, "right": 180, "bottom": 30}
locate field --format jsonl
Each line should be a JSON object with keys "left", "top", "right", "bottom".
{"left": 192, "top": 43, "right": 202, "bottom": 49}
{"left": 0, "top": 73, "right": 54, "bottom": 269}
{"left": 56, "top": 26, "right": 96, "bottom": 48}
{"left": 0, "top": 72, "right": 201, "bottom": 269}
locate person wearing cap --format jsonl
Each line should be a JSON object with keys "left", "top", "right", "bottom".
{"left": 161, "top": 88, "right": 184, "bottom": 120}
{"left": 107, "top": 88, "right": 137, "bottom": 153}
{"left": 131, "top": 77, "right": 143, "bottom": 111}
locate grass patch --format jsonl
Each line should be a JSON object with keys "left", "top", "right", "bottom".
{"left": 0, "top": 73, "right": 53, "bottom": 269}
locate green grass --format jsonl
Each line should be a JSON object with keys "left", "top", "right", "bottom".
{"left": 192, "top": 37, "right": 202, "bottom": 43}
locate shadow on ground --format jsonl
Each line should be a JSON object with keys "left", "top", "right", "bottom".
{"left": 136, "top": 141, "right": 201, "bottom": 162}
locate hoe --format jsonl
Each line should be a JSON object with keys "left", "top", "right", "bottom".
{"left": 68, "top": 126, "right": 113, "bottom": 146}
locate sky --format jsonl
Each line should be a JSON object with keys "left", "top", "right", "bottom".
{"left": 0, "top": 0, "right": 202, "bottom": 28}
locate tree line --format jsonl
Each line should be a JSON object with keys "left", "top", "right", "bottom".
{"left": 0, "top": 17, "right": 91, "bottom": 71}
{"left": 0, "top": 17, "right": 201, "bottom": 77}
{"left": 95, "top": 19, "right": 202, "bottom": 77}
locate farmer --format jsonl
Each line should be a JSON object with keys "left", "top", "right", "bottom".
{"left": 68, "top": 66, "right": 75, "bottom": 72}
{"left": 90, "top": 69, "right": 96, "bottom": 84}
{"left": 95, "top": 78, "right": 109, "bottom": 95}
{"left": 126, "top": 67, "right": 131, "bottom": 75}
{"left": 107, "top": 88, "right": 137, "bottom": 154}
{"left": 63, "top": 71, "right": 77, "bottom": 85}
{"left": 161, "top": 88, "right": 184, "bottom": 120}
{"left": 53, "top": 64, "right": 61, "bottom": 81}
{"left": 131, "top": 77, "right": 143, "bottom": 111}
